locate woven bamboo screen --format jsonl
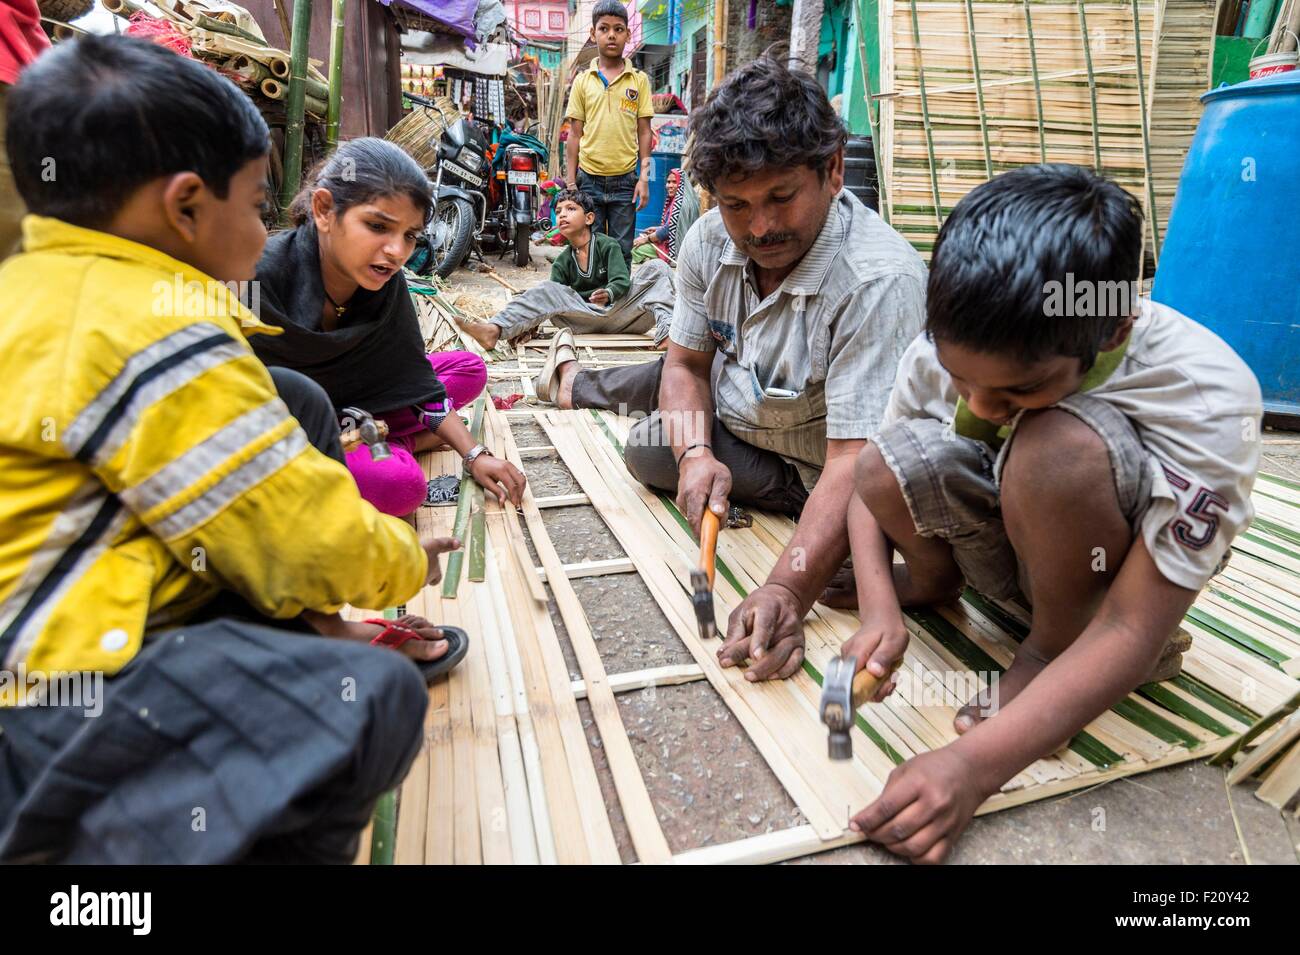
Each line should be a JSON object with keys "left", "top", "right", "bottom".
{"left": 879, "top": 0, "right": 1217, "bottom": 262}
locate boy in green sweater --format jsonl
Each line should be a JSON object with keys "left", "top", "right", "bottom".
{"left": 458, "top": 190, "right": 674, "bottom": 352}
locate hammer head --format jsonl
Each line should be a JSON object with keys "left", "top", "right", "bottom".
{"left": 341, "top": 407, "right": 393, "bottom": 462}
{"left": 820, "top": 655, "right": 856, "bottom": 760}
{"left": 690, "top": 568, "right": 716, "bottom": 642}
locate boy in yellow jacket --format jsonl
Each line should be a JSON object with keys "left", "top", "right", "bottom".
{"left": 0, "top": 35, "right": 457, "bottom": 863}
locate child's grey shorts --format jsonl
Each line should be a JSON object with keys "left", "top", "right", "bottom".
{"left": 871, "top": 392, "right": 1154, "bottom": 601}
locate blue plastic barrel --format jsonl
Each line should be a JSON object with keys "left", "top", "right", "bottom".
{"left": 634, "top": 152, "right": 683, "bottom": 233}
{"left": 1151, "top": 72, "right": 1300, "bottom": 415}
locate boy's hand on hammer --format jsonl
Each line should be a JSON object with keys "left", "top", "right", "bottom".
{"left": 420, "top": 535, "right": 461, "bottom": 587}
{"left": 841, "top": 618, "right": 910, "bottom": 703}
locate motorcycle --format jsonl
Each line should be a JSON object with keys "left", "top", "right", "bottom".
{"left": 404, "top": 93, "right": 546, "bottom": 278}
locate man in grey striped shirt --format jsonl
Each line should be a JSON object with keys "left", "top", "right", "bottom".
{"left": 535, "top": 55, "right": 926, "bottom": 680}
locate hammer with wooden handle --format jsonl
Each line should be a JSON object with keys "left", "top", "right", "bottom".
{"left": 690, "top": 508, "right": 722, "bottom": 642}
{"left": 820, "top": 654, "right": 904, "bottom": 760}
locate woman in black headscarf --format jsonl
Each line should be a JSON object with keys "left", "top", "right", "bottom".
{"left": 250, "top": 138, "right": 525, "bottom": 517}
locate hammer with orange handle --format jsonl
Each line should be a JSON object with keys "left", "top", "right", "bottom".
{"left": 689, "top": 508, "right": 722, "bottom": 641}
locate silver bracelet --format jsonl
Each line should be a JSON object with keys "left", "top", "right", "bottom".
{"left": 464, "top": 443, "right": 493, "bottom": 467}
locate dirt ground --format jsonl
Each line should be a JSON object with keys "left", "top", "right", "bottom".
{"left": 445, "top": 248, "right": 1300, "bottom": 865}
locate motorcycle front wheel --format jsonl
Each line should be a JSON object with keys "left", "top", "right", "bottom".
{"left": 431, "top": 197, "right": 475, "bottom": 279}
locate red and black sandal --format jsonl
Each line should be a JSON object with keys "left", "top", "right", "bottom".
{"left": 365, "top": 619, "right": 469, "bottom": 685}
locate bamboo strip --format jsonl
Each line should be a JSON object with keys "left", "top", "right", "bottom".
{"left": 467, "top": 485, "right": 486, "bottom": 582}
{"left": 1226, "top": 710, "right": 1300, "bottom": 785}
{"left": 536, "top": 557, "right": 637, "bottom": 582}
{"left": 1022, "top": 0, "right": 1049, "bottom": 161}
{"left": 493, "top": 407, "right": 622, "bottom": 862}
{"left": 393, "top": 680, "right": 434, "bottom": 864}
{"left": 471, "top": 560, "right": 540, "bottom": 864}
{"left": 961, "top": 0, "right": 995, "bottom": 176}
{"left": 534, "top": 493, "right": 590, "bottom": 508}
{"left": 424, "top": 662, "right": 455, "bottom": 865}
{"left": 482, "top": 531, "right": 556, "bottom": 863}
{"left": 571, "top": 664, "right": 708, "bottom": 699}
{"left": 353, "top": 822, "right": 372, "bottom": 865}
{"left": 486, "top": 520, "right": 591, "bottom": 863}
{"left": 907, "top": 0, "right": 945, "bottom": 227}
{"left": 1254, "top": 739, "right": 1300, "bottom": 809}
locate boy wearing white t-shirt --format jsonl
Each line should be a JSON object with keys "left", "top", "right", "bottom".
{"left": 840, "top": 165, "right": 1262, "bottom": 863}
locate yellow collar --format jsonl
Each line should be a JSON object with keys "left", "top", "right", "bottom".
{"left": 20, "top": 215, "right": 281, "bottom": 336}
{"left": 587, "top": 58, "right": 633, "bottom": 81}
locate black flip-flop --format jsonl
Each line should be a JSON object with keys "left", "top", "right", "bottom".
{"left": 365, "top": 619, "right": 470, "bottom": 685}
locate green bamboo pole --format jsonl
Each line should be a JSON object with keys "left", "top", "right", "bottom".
{"left": 1022, "top": 0, "right": 1048, "bottom": 164}
{"left": 278, "top": 0, "right": 315, "bottom": 213}
{"left": 851, "top": 0, "right": 889, "bottom": 222}
{"left": 906, "top": 0, "right": 944, "bottom": 229}
{"left": 441, "top": 398, "right": 487, "bottom": 598}
{"left": 1076, "top": 0, "right": 1103, "bottom": 173}
{"left": 369, "top": 790, "right": 397, "bottom": 864}
{"left": 960, "top": 0, "right": 993, "bottom": 178}
{"left": 1129, "top": 0, "right": 1161, "bottom": 262}
{"left": 326, "top": 0, "right": 347, "bottom": 149}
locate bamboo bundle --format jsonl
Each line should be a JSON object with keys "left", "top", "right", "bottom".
{"left": 259, "top": 77, "right": 327, "bottom": 118}
{"left": 221, "top": 52, "right": 271, "bottom": 85}
{"left": 385, "top": 96, "right": 461, "bottom": 170}
{"left": 880, "top": 0, "right": 1217, "bottom": 261}
{"left": 99, "top": 0, "right": 329, "bottom": 115}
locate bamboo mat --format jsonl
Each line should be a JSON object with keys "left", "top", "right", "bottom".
{"left": 527, "top": 408, "right": 1298, "bottom": 848}
{"left": 880, "top": 0, "right": 1217, "bottom": 260}
{"left": 353, "top": 400, "right": 1300, "bottom": 864}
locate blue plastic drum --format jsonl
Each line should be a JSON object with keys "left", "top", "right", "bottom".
{"left": 1152, "top": 72, "right": 1300, "bottom": 415}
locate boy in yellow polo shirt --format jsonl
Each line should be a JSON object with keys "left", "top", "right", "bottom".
{"left": 563, "top": 0, "right": 654, "bottom": 266}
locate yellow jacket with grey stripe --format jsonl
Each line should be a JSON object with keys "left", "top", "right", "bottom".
{"left": 0, "top": 217, "right": 428, "bottom": 687}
